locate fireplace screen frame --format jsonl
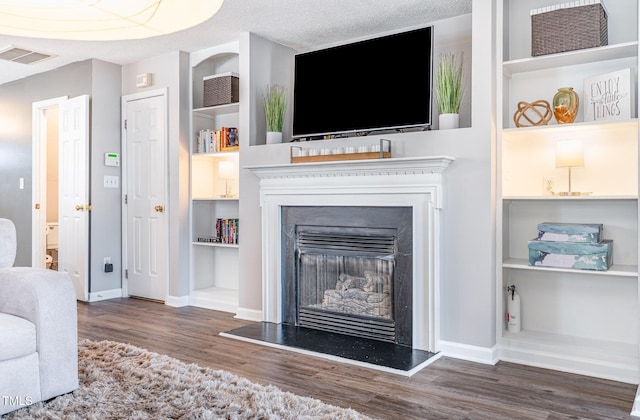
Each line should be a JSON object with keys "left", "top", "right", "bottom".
{"left": 281, "top": 206, "right": 413, "bottom": 347}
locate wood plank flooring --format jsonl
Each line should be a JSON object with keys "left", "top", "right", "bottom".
{"left": 77, "top": 298, "right": 637, "bottom": 419}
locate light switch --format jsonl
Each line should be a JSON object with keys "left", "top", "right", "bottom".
{"left": 104, "top": 175, "right": 119, "bottom": 188}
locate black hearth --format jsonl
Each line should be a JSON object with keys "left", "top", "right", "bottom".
{"left": 281, "top": 206, "right": 413, "bottom": 347}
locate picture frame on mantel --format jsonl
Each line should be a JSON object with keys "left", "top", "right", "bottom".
{"left": 583, "top": 68, "right": 633, "bottom": 123}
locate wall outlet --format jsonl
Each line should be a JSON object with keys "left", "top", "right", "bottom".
{"left": 543, "top": 176, "right": 555, "bottom": 196}
{"left": 103, "top": 257, "right": 113, "bottom": 273}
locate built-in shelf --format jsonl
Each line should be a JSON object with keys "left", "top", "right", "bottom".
{"left": 500, "top": 329, "right": 637, "bottom": 383}
{"left": 192, "top": 102, "right": 239, "bottom": 117}
{"left": 503, "top": 258, "right": 638, "bottom": 277}
{"left": 192, "top": 241, "right": 239, "bottom": 249}
{"left": 192, "top": 197, "right": 239, "bottom": 201}
{"left": 503, "top": 196, "right": 639, "bottom": 201}
{"left": 503, "top": 41, "right": 639, "bottom": 76}
{"left": 498, "top": 0, "right": 640, "bottom": 389}
{"left": 502, "top": 119, "right": 639, "bottom": 134}
{"left": 193, "top": 151, "right": 239, "bottom": 158}
{"left": 190, "top": 286, "right": 239, "bottom": 313}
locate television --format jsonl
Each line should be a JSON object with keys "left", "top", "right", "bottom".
{"left": 292, "top": 26, "right": 433, "bottom": 139}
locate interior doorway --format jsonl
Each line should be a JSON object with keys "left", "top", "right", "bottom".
{"left": 32, "top": 96, "right": 67, "bottom": 270}
{"left": 32, "top": 95, "right": 91, "bottom": 301}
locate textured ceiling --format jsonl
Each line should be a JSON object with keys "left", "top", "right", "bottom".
{"left": 0, "top": 0, "right": 471, "bottom": 85}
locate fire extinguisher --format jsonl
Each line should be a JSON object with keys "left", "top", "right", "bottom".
{"left": 506, "top": 285, "right": 521, "bottom": 333}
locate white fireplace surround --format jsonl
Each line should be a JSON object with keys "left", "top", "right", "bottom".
{"left": 247, "top": 156, "right": 454, "bottom": 352}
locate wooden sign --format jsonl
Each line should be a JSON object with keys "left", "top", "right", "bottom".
{"left": 584, "top": 68, "right": 633, "bottom": 122}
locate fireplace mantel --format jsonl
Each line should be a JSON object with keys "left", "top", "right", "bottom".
{"left": 247, "top": 155, "right": 454, "bottom": 353}
{"left": 247, "top": 156, "right": 454, "bottom": 179}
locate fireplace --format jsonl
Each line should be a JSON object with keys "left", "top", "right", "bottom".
{"left": 282, "top": 206, "right": 413, "bottom": 346}
{"left": 246, "top": 156, "right": 454, "bottom": 357}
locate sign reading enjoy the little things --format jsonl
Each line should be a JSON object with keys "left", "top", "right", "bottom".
{"left": 584, "top": 68, "right": 633, "bottom": 122}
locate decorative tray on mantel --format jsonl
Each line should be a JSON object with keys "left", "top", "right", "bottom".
{"left": 290, "top": 139, "right": 391, "bottom": 163}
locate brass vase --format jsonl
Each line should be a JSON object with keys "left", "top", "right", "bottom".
{"left": 553, "top": 87, "right": 579, "bottom": 124}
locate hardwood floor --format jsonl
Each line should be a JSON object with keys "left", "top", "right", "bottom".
{"left": 77, "top": 298, "right": 637, "bottom": 419}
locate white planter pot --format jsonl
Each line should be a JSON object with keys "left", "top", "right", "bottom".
{"left": 439, "top": 113, "right": 459, "bottom": 130}
{"left": 266, "top": 131, "right": 283, "bottom": 144}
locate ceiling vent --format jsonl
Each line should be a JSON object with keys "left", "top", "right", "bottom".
{"left": 0, "top": 46, "right": 54, "bottom": 64}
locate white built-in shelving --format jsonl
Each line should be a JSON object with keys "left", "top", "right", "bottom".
{"left": 189, "top": 42, "right": 241, "bottom": 313}
{"left": 497, "top": 0, "right": 640, "bottom": 387}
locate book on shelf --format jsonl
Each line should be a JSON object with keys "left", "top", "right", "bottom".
{"left": 215, "top": 218, "right": 239, "bottom": 244}
{"left": 195, "top": 127, "right": 239, "bottom": 154}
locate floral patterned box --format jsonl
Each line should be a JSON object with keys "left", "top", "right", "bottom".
{"left": 536, "top": 223, "right": 603, "bottom": 243}
{"left": 528, "top": 239, "right": 612, "bottom": 271}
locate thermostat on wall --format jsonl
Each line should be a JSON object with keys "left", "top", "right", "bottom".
{"left": 104, "top": 153, "right": 120, "bottom": 167}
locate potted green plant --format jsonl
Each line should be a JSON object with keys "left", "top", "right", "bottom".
{"left": 264, "top": 85, "right": 286, "bottom": 144}
{"left": 436, "top": 52, "right": 463, "bottom": 130}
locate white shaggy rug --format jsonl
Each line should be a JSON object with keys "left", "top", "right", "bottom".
{"left": 6, "top": 339, "right": 370, "bottom": 419}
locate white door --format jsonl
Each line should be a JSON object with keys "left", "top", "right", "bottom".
{"left": 58, "top": 95, "right": 90, "bottom": 301}
{"left": 123, "top": 91, "right": 168, "bottom": 301}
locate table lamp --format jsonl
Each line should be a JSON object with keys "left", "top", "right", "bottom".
{"left": 218, "top": 161, "right": 235, "bottom": 198}
{"left": 556, "top": 140, "right": 587, "bottom": 196}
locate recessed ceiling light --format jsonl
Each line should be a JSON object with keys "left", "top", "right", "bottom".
{"left": 0, "top": 0, "right": 225, "bottom": 40}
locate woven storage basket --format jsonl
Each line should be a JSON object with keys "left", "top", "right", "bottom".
{"left": 531, "top": 2, "right": 608, "bottom": 56}
{"left": 203, "top": 72, "right": 239, "bottom": 107}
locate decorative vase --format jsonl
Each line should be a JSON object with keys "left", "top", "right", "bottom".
{"left": 552, "top": 87, "right": 579, "bottom": 124}
{"left": 439, "top": 113, "right": 459, "bottom": 130}
{"left": 266, "top": 131, "right": 282, "bottom": 144}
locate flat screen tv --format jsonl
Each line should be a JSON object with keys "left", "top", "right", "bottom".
{"left": 292, "top": 26, "right": 433, "bottom": 139}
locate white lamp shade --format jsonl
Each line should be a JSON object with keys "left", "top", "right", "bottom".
{"left": 0, "top": 0, "right": 224, "bottom": 40}
{"left": 218, "top": 161, "right": 234, "bottom": 179}
{"left": 556, "top": 140, "right": 585, "bottom": 168}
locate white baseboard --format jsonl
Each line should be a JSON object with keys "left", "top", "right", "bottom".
{"left": 165, "top": 295, "right": 190, "bottom": 307}
{"left": 88, "top": 288, "right": 123, "bottom": 302}
{"left": 631, "top": 386, "right": 640, "bottom": 417}
{"left": 439, "top": 340, "right": 499, "bottom": 365}
{"left": 234, "top": 307, "right": 262, "bottom": 322}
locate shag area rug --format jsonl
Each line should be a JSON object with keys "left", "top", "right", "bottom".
{"left": 6, "top": 339, "right": 370, "bottom": 419}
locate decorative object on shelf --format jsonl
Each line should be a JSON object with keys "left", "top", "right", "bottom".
{"left": 436, "top": 52, "right": 463, "bottom": 130}
{"left": 203, "top": 72, "right": 239, "bottom": 107}
{"left": 552, "top": 87, "right": 579, "bottom": 124}
{"left": 290, "top": 139, "right": 391, "bottom": 164}
{"left": 506, "top": 285, "right": 520, "bottom": 333}
{"left": 531, "top": 1, "right": 608, "bottom": 57}
{"left": 556, "top": 140, "right": 590, "bottom": 196}
{"left": 264, "top": 85, "right": 286, "bottom": 144}
{"left": 537, "top": 223, "right": 603, "bottom": 243}
{"left": 528, "top": 238, "right": 613, "bottom": 271}
{"left": 513, "top": 100, "right": 552, "bottom": 127}
{"left": 584, "top": 68, "right": 632, "bottom": 122}
{"left": 218, "top": 161, "right": 235, "bottom": 198}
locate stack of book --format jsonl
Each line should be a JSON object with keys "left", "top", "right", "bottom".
{"left": 196, "top": 127, "right": 239, "bottom": 153}
{"left": 216, "top": 218, "right": 239, "bottom": 244}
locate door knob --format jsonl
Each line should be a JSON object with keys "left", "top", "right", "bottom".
{"left": 154, "top": 205, "right": 164, "bottom": 213}
{"left": 75, "top": 205, "right": 85, "bottom": 211}
{"left": 35, "top": 203, "right": 40, "bottom": 210}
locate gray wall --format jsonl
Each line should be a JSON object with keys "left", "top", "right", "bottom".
{"left": 0, "top": 60, "right": 92, "bottom": 266}
{"left": 0, "top": 59, "right": 123, "bottom": 295}
{"left": 89, "top": 60, "right": 123, "bottom": 293}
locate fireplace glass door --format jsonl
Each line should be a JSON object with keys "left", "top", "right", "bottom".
{"left": 296, "top": 229, "right": 397, "bottom": 342}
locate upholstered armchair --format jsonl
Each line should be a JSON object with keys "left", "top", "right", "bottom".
{"left": 0, "top": 218, "right": 78, "bottom": 415}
